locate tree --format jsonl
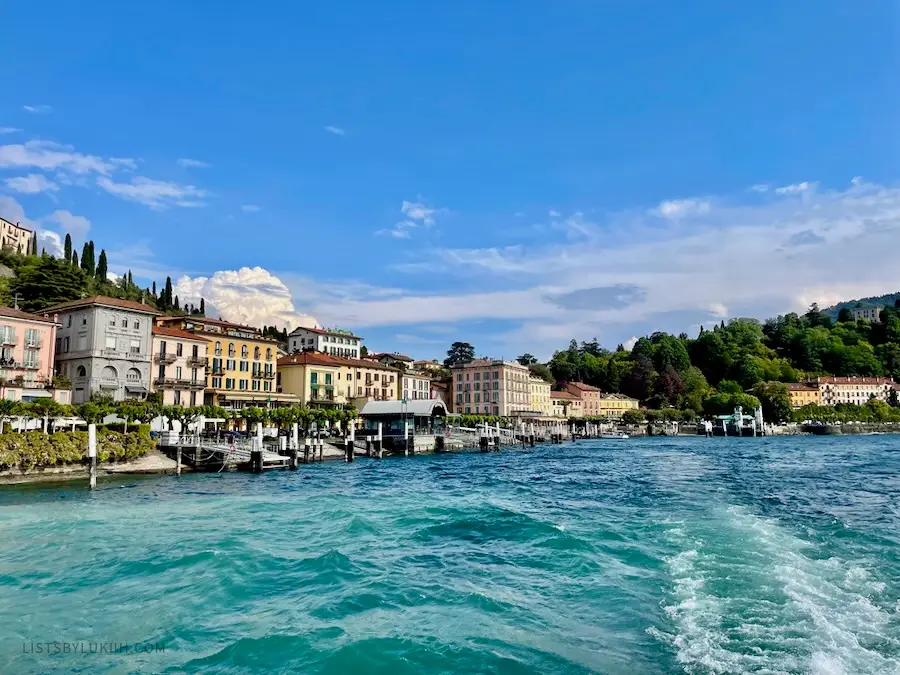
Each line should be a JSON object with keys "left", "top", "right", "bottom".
{"left": 751, "top": 382, "right": 793, "bottom": 423}
{"left": 174, "top": 295, "right": 180, "bottom": 310}
{"left": 650, "top": 365, "right": 685, "bottom": 408}
{"left": 444, "top": 342, "right": 475, "bottom": 367}
{"left": 0, "top": 398, "right": 20, "bottom": 433}
{"left": 71, "top": 250, "right": 78, "bottom": 269}
{"left": 621, "top": 409, "right": 645, "bottom": 426}
{"left": 96, "top": 249, "right": 108, "bottom": 281}
{"left": 10, "top": 257, "right": 87, "bottom": 311}
{"left": 837, "top": 308, "right": 854, "bottom": 323}
{"left": 517, "top": 353, "right": 538, "bottom": 366}
{"left": 151, "top": 281, "right": 157, "bottom": 298}
{"left": 528, "top": 363, "right": 554, "bottom": 382}
{"left": 164, "top": 276, "right": 173, "bottom": 308}
{"left": 360, "top": 345, "right": 368, "bottom": 357}
{"left": 80, "top": 242, "right": 93, "bottom": 275}
{"left": 64, "top": 233, "right": 72, "bottom": 262}
{"left": 30, "top": 234, "right": 38, "bottom": 256}
{"left": 199, "top": 298, "right": 205, "bottom": 315}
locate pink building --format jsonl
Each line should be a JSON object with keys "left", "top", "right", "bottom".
{"left": 0, "top": 306, "right": 69, "bottom": 404}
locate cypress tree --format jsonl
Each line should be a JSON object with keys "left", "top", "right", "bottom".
{"left": 174, "top": 295, "right": 180, "bottom": 310}
{"left": 64, "top": 234, "right": 72, "bottom": 262}
{"left": 127, "top": 270, "right": 133, "bottom": 288}
{"left": 80, "top": 243, "right": 90, "bottom": 273}
{"left": 96, "top": 250, "right": 108, "bottom": 281}
{"left": 152, "top": 281, "right": 157, "bottom": 298}
{"left": 72, "top": 250, "right": 79, "bottom": 269}
{"left": 164, "top": 276, "right": 173, "bottom": 308}
{"left": 30, "top": 234, "right": 38, "bottom": 256}
{"left": 199, "top": 298, "right": 205, "bottom": 315}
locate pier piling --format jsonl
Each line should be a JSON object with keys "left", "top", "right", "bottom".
{"left": 88, "top": 423, "right": 97, "bottom": 490}
{"left": 176, "top": 445, "right": 182, "bottom": 476}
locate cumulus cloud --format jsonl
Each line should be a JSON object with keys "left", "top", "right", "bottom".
{"left": 0, "top": 127, "right": 20, "bottom": 135}
{"left": 97, "top": 176, "right": 206, "bottom": 209}
{"left": 5, "top": 174, "right": 59, "bottom": 194}
{"left": 324, "top": 126, "right": 345, "bottom": 136}
{"left": 46, "top": 210, "right": 91, "bottom": 239}
{"left": 176, "top": 158, "right": 209, "bottom": 168}
{"left": 173, "top": 267, "right": 320, "bottom": 330}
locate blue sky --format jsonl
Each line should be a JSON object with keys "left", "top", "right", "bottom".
{"left": 2, "top": 1, "right": 898, "bottom": 359}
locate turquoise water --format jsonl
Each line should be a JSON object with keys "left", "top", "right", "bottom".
{"left": 1, "top": 437, "right": 899, "bottom": 674}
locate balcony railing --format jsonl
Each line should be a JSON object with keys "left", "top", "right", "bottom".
{"left": 186, "top": 356, "right": 206, "bottom": 367}
{"left": 252, "top": 371, "right": 275, "bottom": 379}
{"left": 154, "top": 353, "right": 178, "bottom": 364}
{"left": 25, "top": 338, "right": 41, "bottom": 349}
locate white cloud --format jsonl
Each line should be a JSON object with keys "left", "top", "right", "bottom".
{"left": 23, "top": 105, "right": 52, "bottom": 114}
{"left": 241, "top": 204, "right": 261, "bottom": 213}
{"left": 5, "top": 174, "right": 59, "bottom": 194}
{"left": 173, "top": 267, "right": 319, "bottom": 330}
{"left": 652, "top": 198, "right": 712, "bottom": 219}
{"left": 177, "top": 158, "right": 209, "bottom": 168}
{"left": 0, "top": 195, "right": 31, "bottom": 228}
{"left": 622, "top": 336, "right": 638, "bottom": 351}
{"left": 548, "top": 209, "right": 561, "bottom": 217}
{"left": 37, "top": 230, "right": 63, "bottom": 256}
{"left": 775, "top": 181, "right": 814, "bottom": 195}
{"left": 379, "top": 199, "right": 444, "bottom": 238}
{"left": 0, "top": 127, "right": 20, "bottom": 135}
{"left": 750, "top": 184, "right": 769, "bottom": 193}
{"left": 0, "top": 140, "right": 120, "bottom": 175}
{"left": 97, "top": 176, "right": 207, "bottom": 209}
{"left": 324, "top": 126, "right": 345, "bottom": 136}
{"left": 46, "top": 210, "right": 91, "bottom": 239}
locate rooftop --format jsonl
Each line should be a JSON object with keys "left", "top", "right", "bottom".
{"left": 0, "top": 305, "right": 59, "bottom": 324}
{"left": 814, "top": 376, "right": 894, "bottom": 385}
{"left": 360, "top": 399, "right": 447, "bottom": 417}
{"left": 787, "top": 382, "right": 819, "bottom": 391}
{"left": 369, "top": 352, "right": 414, "bottom": 362}
{"left": 450, "top": 358, "right": 528, "bottom": 369}
{"left": 550, "top": 390, "right": 581, "bottom": 400}
{"left": 290, "top": 326, "right": 361, "bottom": 339}
{"left": 599, "top": 393, "right": 639, "bottom": 401}
{"left": 152, "top": 325, "right": 209, "bottom": 342}
{"left": 158, "top": 315, "right": 259, "bottom": 333}
{"left": 564, "top": 381, "right": 602, "bottom": 393}
{"left": 0, "top": 216, "right": 32, "bottom": 232}
{"left": 278, "top": 350, "right": 399, "bottom": 371}
{"left": 43, "top": 295, "right": 160, "bottom": 315}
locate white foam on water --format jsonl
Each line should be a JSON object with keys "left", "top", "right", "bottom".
{"left": 652, "top": 508, "right": 900, "bottom": 675}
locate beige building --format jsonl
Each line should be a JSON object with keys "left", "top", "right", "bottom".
{"left": 401, "top": 371, "right": 431, "bottom": 401}
{"left": 151, "top": 326, "right": 208, "bottom": 407}
{"left": 851, "top": 306, "right": 882, "bottom": 323}
{"left": 0, "top": 216, "right": 35, "bottom": 255}
{"left": 528, "top": 376, "right": 553, "bottom": 417}
{"left": 597, "top": 393, "right": 640, "bottom": 418}
{"left": 551, "top": 390, "right": 583, "bottom": 418}
{"left": 563, "top": 382, "right": 602, "bottom": 417}
{"left": 814, "top": 376, "right": 894, "bottom": 406}
{"left": 451, "top": 358, "right": 531, "bottom": 416}
{"left": 786, "top": 382, "right": 821, "bottom": 408}
{"left": 277, "top": 351, "right": 400, "bottom": 406}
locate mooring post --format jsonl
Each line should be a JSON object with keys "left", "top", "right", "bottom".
{"left": 376, "top": 422, "right": 383, "bottom": 459}
{"left": 88, "top": 423, "right": 97, "bottom": 489}
{"left": 291, "top": 423, "right": 299, "bottom": 452}
{"left": 251, "top": 448, "right": 262, "bottom": 474}
{"left": 345, "top": 421, "right": 355, "bottom": 462}
{"left": 289, "top": 446, "right": 298, "bottom": 470}
{"left": 303, "top": 438, "right": 310, "bottom": 464}
{"left": 176, "top": 444, "right": 182, "bottom": 476}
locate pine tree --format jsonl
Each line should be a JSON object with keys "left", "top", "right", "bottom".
{"left": 199, "top": 298, "right": 205, "bottom": 315}
{"left": 96, "top": 250, "right": 108, "bottom": 282}
{"left": 164, "top": 276, "right": 173, "bottom": 309}
{"left": 64, "top": 234, "right": 72, "bottom": 262}
{"left": 72, "top": 251, "right": 79, "bottom": 269}
{"left": 127, "top": 270, "right": 133, "bottom": 288}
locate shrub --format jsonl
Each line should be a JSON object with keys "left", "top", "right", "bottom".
{"left": 0, "top": 428, "right": 156, "bottom": 471}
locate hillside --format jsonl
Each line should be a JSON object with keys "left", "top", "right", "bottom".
{"left": 825, "top": 292, "right": 900, "bottom": 319}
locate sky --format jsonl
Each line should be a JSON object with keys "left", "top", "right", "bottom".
{"left": 1, "top": 1, "right": 898, "bottom": 360}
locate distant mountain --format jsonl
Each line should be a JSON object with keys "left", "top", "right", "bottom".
{"left": 825, "top": 292, "right": 900, "bottom": 318}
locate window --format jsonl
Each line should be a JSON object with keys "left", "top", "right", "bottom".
{"left": 101, "top": 365, "right": 118, "bottom": 380}
{"left": 82, "top": 315, "right": 87, "bottom": 326}
{"left": 63, "top": 336, "right": 70, "bottom": 353}
{"left": 121, "top": 318, "right": 128, "bottom": 328}
{"left": 226, "top": 359, "right": 236, "bottom": 370}
{"left": 176, "top": 366, "right": 182, "bottom": 379}
{"left": 174, "top": 390, "right": 182, "bottom": 405}
{"left": 266, "top": 348, "right": 272, "bottom": 361}
{"left": 160, "top": 340, "right": 169, "bottom": 355}
{"left": 240, "top": 361, "right": 249, "bottom": 372}
{"left": 254, "top": 346, "right": 260, "bottom": 360}
{"left": 225, "top": 378, "right": 235, "bottom": 389}
{"left": 252, "top": 380, "right": 260, "bottom": 391}
{"left": 25, "top": 328, "right": 39, "bottom": 347}
{"left": 192, "top": 344, "right": 199, "bottom": 358}
{"left": 127, "top": 368, "right": 141, "bottom": 382}
{"left": 228, "top": 343, "right": 235, "bottom": 357}
{"left": 215, "top": 341, "right": 222, "bottom": 356}
{"left": 158, "top": 364, "right": 165, "bottom": 380}
{"left": 134, "top": 320, "right": 140, "bottom": 330}
{"left": 241, "top": 345, "right": 248, "bottom": 358}
{"left": 239, "top": 379, "right": 248, "bottom": 390}
{"left": 109, "top": 315, "right": 116, "bottom": 327}
{"left": 106, "top": 336, "right": 117, "bottom": 350}
{"left": 130, "top": 339, "right": 141, "bottom": 354}
{"left": 474, "top": 373, "right": 480, "bottom": 381}
{"left": 190, "top": 391, "right": 197, "bottom": 406}
{"left": 212, "top": 377, "right": 222, "bottom": 388}
{"left": 67, "top": 315, "right": 72, "bottom": 328}
{"left": 325, "top": 373, "right": 332, "bottom": 385}
{"left": 176, "top": 343, "right": 183, "bottom": 357}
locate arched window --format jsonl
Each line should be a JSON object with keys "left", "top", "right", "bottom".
{"left": 228, "top": 343, "right": 236, "bottom": 357}
{"left": 101, "top": 365, "right": 118, "bottom": 380}
{"left": 215, "top": 341, "right": 222, "bottom": 356}
{"left": 76, "top": 365, "right": 86, "bottom": 378}
{"left": 253, "top": 346, "right": 260, "bottom": 360}
{"left": 266, "top": 348, "right": 272, "bottom": 361}
{"left": 126, "top": 368, "right": 141, "bottom": 382}
{"left": 241, "top": 345, "right": 248, "bottom": 358}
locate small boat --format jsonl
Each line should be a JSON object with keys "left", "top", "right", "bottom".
{"left": 600, "top": 432, "right": 629, "bottom": 440}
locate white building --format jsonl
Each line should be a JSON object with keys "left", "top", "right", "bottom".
{"left": 851, "top": 306, "right": 883, "bottom": 323}
{"left": 402, "top": 372, "right": 431, "bottom": 401}
{"left": 288, "top": 326, "right": 362, "bottom": 359}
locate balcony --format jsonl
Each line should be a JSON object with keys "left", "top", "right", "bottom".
{"left": 154, "top": 353, "right": 178, "bottom": 364}
{"left": 25, "top": 338, "right": 41, "bottom": 349}
{"left": 252, "top": 371, "right": 275, "bottom": 379}
{"left": 209, "top": 365, "right": 225, "bottom": 375}
{"left": 186, "top": 356, "right": 206, "bottom": 368}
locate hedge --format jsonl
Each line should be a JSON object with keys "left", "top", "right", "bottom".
{"left": 0, "top": 427, "right": 157, "bottom": 471}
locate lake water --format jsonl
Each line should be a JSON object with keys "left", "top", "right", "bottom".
{"left": 1, "top": 436, "right": 898, "bottom": 674}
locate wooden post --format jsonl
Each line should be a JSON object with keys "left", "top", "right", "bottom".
{"left": 291, "top": 423, "right": 299, "bottom": 452}
{"left": 303, "top": 439, "right": 310, "bottom": 464}
{"left": 251, "top": 449, "right": 262, "bottom": 473}
{"left": 88, "top": 423, "right": 97, "bottom": 490}
{"left": 345, "top": 422, "right": 355, "bottom": 462}
{"left": 176, "top": 444, "right": 182, "bottom": 476}
{"left": 289, "top": 447, "right": 298, "bottom": 470}
{"left": 279, "top": 436, "right": 287, "bottom": 455}
{"left": 404, "top": 417, "right": 410, "bottom": 457}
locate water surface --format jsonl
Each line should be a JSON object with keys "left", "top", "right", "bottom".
{"left": 1, "top": 436, "right": 898, "bottom": 674}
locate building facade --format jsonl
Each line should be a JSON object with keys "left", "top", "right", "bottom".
{"left": 0, "top": 306, "right": 68, "bottom": 404}
{"left": 597, "top": 393, "right": 640, "bottom": 418}
{"left": 814, "top": 376, "right": 894, "bottom": 406}
{"left": 451, "top": 359, "right": 531, "bottom": 416}
{"left": 563, "top": 382, "right": 602, "bottom": 417}
{"left": 151, "top": 326, "right": 208, "bottom": 407}
{"left": 0, "top": 216, "right": 35, "bottom": 255}
{"left": 288, "top": 327, "right": 362, "bottom": 359}
{"left": 48, "top": 296, "right": 157, "bottom": 404}
{"left": 369, "top": 352, "right": 414, "bottom": 369}
{"left": 401, "top": 372, "right": 431, "bottom": 401}
{"left": 550, "top": 390, "right": 584, "bottom": 418}
{"left": 786, "top": 382, "right": 822, "bottom": 408}
{"left": 277, "top": 351, "right": 400, "bottom": 405}
{"left": 430, "top": 379, "right": 449, "bottom": 407}
{"left": 157, "top": 316, "right": 296, "bottom": 410}
{"left": 851, "top": 306, "right": 883, "bottom": 323}
{"left": 528, "top": 376, "right": 553, "bottom": 418}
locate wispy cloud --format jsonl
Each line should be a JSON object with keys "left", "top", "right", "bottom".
{"left": 97, "top": 176, "right": 207, "bottom": 209}
{"left": 0, "top": 127, "right": 20, "bottom": 135}
{"left": 22, "top": 104, "right": 52, "bottom": 115}
{"left": 241, "top": 204, "right": 261, "bottom": 213}
{"left": 177, "top": 158, "right": 210, "bottom": 169}
{"left": 651, "top": 198, "right": 712, "bottom": 219}
{"left": 45, "top": 209, "right": 91, "bottom": 239}
{"left": 775, "top": 181, "right": 814, "bottom": 195}
{"left": 378, "top": 199, "right": 444, "bottom": 238}
{"left": 324, "top": 126, "right": 346, "bottom": 136}
{"left": 4, "top": 173, "right": 59, "bottom": 194}
{"left": 0, "top": 140, "right": 122, "bottom": 175}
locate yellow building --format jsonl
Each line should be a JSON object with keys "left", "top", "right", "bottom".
{"left": 156, "top": 316, "right": 299, "bottom": 410}
{"left": 597, "top": 393, "right": 640, "bottom": 418}
{"left": 787, "top": 382, "right": 821, "bottom": 408}
{"left": 551, "top": 390, "right": 584, "bottom": 418}
{"left": 277, "top": 351, "right": 400, "bottom": 407}
{"left": 528, "top": 376, "right": 552, "bottom": 417}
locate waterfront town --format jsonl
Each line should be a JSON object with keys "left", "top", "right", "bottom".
{"left": 3, "top": 216, "right": 900, "bottom": 447}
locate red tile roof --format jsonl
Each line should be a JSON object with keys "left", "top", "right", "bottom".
{"left": 278, "top": 350, "right": 399, "bottom": 371}
{"left": 43, "top": 295, "right": 159, "bottom": 315}
{"left": 152, "top": 325, "right": 209, "bottom": 341}
{"left": 157, "top": 315, "right": 260, "bottom": 332}
{"left": 551, "top": 390, "right": 581, "bottom": 400}
{"left": 0, "top": 305, "right": 59, "bottom": 324}
{"left": 564, "top": 381, "right": 602, "bottom": 393}
{"left": 369, "top": 352, "right": 414, "bottom": 362}
{"left": 814, "top": 377, "right": 894, "bottom": 385}
{"left": 787, "top": 382, "right": 819, "bottom": 391}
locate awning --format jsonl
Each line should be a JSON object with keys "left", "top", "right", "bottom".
{"left": 125, "top": 385, "right": 148, "bottom": 394}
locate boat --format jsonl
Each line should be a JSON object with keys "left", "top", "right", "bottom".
{"left": 600, "top": 432, "right": 629, "bottom": 439}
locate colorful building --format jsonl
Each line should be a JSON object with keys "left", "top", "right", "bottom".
{"left": 550, "top": 390, "right": 583, "bottom": 418}
{"left": 786, "top": 382, "right": 821, "bottom": 408}
{"left": 0, "top": 306, "right": 68, "bottom": 404}
{"left": 528, "top": 376, "right": 553, "bottom": 418}
{"left": 151, "top": 326, "right": 208, "bottom": 407}
{"left": 562, "top": 381, "right": 602, "bottom": 417}
{"left": 450, "top": 359, "right": 531, "bottom": 416}
{"left": 401, "top": 371, "right": 431, "bottom": 401}
{"left": 597, "top": 393, "right": 640, "bottom": 418}
{"left": 814, "top": 376, "right": 894, "bottom": 406}
{"left": 277, "top": 351, "right": 400, "bottom": 407}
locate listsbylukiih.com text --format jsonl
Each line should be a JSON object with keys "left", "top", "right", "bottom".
{"left": 22, "top": 641, "right": 165, "bottom": 656}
